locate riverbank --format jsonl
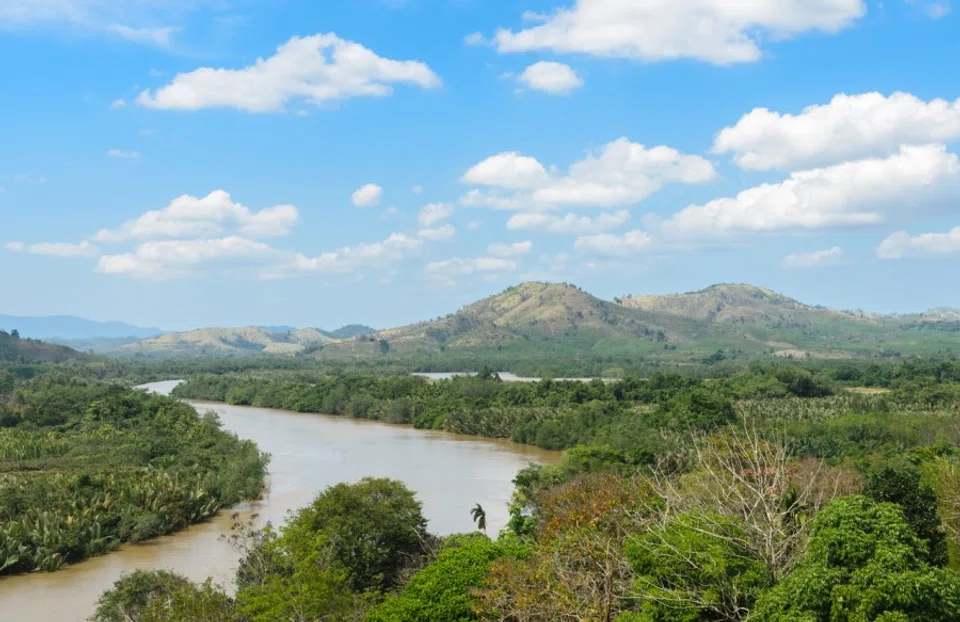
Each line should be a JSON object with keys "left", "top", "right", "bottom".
{"left": 0, "top": 381, "right": 559, "bottom": 622}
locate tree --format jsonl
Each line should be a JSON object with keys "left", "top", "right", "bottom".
{"left": 753, "top": 496, "right": 960, "bottom": 621}
{"left": 626, "top": 510, "right": 772, "bottom": 621}
{"left": 92, "top": 570, "right": 195, "bottom": 622}
{"left": 9, "top": 329, "right": 19, "bottom": 339}
{"left": 236, "top": 478, "right": 430, "bottom": 621}
{"left": 471, "top": 504, "right": 487, "bottom": 533}
{"left": 866, "top": 461, "right": 948, "bottom": 566}
{"left": 368, "top": 534, "right": 527, "bottom": 622}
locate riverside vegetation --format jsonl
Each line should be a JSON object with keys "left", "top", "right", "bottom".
{"left": 92, "top": 359, "right": 960, "bottom": 620}
{"left": 0, "top": 368, "right": 267, "bottom": 575}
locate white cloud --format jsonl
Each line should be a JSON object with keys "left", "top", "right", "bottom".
{"left": 411, "top": 184, "right": 423, "bottom": 194}
{"left": 517, "top": 61, "right": 583, "bottom": 95}
{"left": 663, "top": 145, "right": 960, "bottom": 238}
{"left": 6, "top": 240, "right": 99, "bottom": 257}
{"left": 352, "top": 183, "right": 384, "bottom": 207}
{"left": 98, "top": 231, "right": 423, "bottom": 280}
{"left": 418, "top": 225, "right": 456, "bottom": 241}
{"left": 468, "top": 221, "right": 483, "bottom": 231}
{"left": 105, "top": 24, "right": 176, "bottom": 47}
{"left": 490, "top": 0, "right": 866, "bottom": 65}
{"left": 464, "top": 32, "right": 486, "bottom": 46}
{"left": 95, "top": 190, "right": 299, "bottom": 242}
{"left": 418, "top": 202, "right": 454, "bottom": 227}
{"left": 0, "top": 1, "right": 207, "bottom": 46}
{"left": 488, "top": 241, "right": 533, "bottom": 257}
{"left": 877, "top": 227, "right": 960, "bottom": 259}
{"left": 28, "top": 241, "right": 100, "bottom": 258}
{"left": 782, "top": 246, "right": 845, "bottom": 269}
{"left": 293, "top": 233, "right": 422, "bottom": 274}
{"left": 461, "top": 152, "right": 550, "bottom": 190}
{"left": 99, "top": 236, "right": 278, "bottom": 279}
{"left": 109, "top": 98, "right": 127, "bottom": 110}
{"left": 574, "top": 230, "right": 652, "bottom": 257}
{"left": 508, "top": 209, "right": 630, "bottom": 234}
{"left": 426, "top": 256, "right": 518, "bottom": 279}
{"left": 461, "top": 138, "right": 716, "bottom": 210}
{"left": 107, "top": 149, "right": 140, "bottom": 159}
{"left": 714, "top": 92, "right": 960, "bottom": 171}
{"left": 137, "top": 33, "right": 441, "bottom": 113}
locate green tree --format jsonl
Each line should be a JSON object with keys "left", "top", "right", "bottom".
{"left": 753, "top": 496, "right": 960, "bottom": 621}
{"left": 236, "top": 478, "right": 429, "bottom": 621}
{"left": 626, "top": 511, "right": 772, "bottom": 621}
{"left": 92, "top": 570, "right": 195, "bottom": 622}
{"left": 367, "top": 533, "right": 527, "bottom": 622}
{"left": 866, "top": 461, "right": 948, "bottom": 566}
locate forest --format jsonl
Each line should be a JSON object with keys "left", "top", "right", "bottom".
{"left": 0, "top": 369, "right": 267, "bottom": 575}
{"left": 83, "top": 358, "right": 960, "bottom": 620}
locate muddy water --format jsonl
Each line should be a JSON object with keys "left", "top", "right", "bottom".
{"left": 0, "top": 380, "right": 559, "bottom": 621}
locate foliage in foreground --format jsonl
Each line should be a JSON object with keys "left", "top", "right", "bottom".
{"left": 0, "top": 380, "right": 267, "bottom": 574}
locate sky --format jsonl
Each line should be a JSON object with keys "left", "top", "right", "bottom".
{"left": 0, "top": 0, "right": 958, "bottom": 331}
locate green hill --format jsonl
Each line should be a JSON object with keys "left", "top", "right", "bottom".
{"left": 0, "top": 330, "right": 86, "bottom": 364}
{"left": 114, "top": 282, "right": 960, "bottom": 361}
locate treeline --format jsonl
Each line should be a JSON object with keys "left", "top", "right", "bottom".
{"left": 171, "top": 362, "right": 960, "bottom": 456}
{"left": 0, "top": 374, "right": 267, "bottom": 575}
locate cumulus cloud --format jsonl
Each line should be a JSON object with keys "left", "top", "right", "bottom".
{"left": 488, "top": 241, "right": 533, "bottom": 258}
{"left": 877, "top": 227, "right": 960, "bottom": 259}
{"left": 517, "top": 61, "right": 583, "bottom": 94}
{"left": 98, "top": 231, "right": 424, "bottom": 280}
{"left": 508, "top": 209, "right": 630, "bottom": 234}
{"left": 782, "top": 246, "right": 845, "bottom": 269}
{"left": 293, "top": 233, "right": 422, "bottom": 274}
{"left": 94, "top": 190, "right": 299, "bottom": 242}
{"left": 461, "top": 138, "right": 716, "bottom": 210}
{"left": 489, "top": 0, "right": 865, "bottom": 65}
{"left": 417, "top": 224, "right": 456, "bottom": 241}
{"left": 4, "top": 242, "right": 25, "bottom": 252}
{"left": 109, "top": 98, "right": 127, "bottom": 110}
{"left": 352, "top": 183, "right": 384, "bottom": 207}
{"left": 461, "top": 152, "right": 550, "bottom": 190}
{"left": 663, "top": 145, "right": 960, "bottom": 238}
{"left": 418, "top": 202, "right": 454, "bottom": 227}
{"left": 98, "top": 237, "right": 279, "bottom": 279}
{"left": 107, "top": 149, "right": 140, "bottom": 159}
{"left": 574, "top": 230, "right": 652, "bottom": 257}
{"left": 714, "top": 92, "right": 960, "bottom": 171}
{"left": 137, "top": 33, "right": 441, "bottom": 113}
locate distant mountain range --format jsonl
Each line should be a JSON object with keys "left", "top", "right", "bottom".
{"left": 0, "top": 314, "right": 164, "bottom": 340}
{"left": 110, "top": 282, "right": 960, "bottom": 360}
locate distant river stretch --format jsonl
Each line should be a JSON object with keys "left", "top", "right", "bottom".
{"left": 0, "top": 380, "right": 559, "bottom": 622}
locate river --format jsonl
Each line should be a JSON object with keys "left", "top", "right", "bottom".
{"left": 0, "top": 380, "right": 559, "bottom": 622}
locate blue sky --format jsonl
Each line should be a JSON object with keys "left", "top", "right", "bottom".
{"left": 1, "top": 0, "right": 958, "bottom": 331}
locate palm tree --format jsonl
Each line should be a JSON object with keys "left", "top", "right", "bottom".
{"left": 470, "top": 504, "right": 487, "bottom": 532}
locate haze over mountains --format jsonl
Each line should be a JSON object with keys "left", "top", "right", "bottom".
{"left": 110, "top": 282, "right": 960, "bottom": 360}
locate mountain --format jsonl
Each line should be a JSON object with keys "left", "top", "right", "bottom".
{"left": 114, "top": 282, "right": 960, "bottom": 361}
{"left": 0, "top": 330, "right": 86, "bottom": 364}
{"left": 120, "top": 327, "right": 331, "bottom": 357}
{"left": 0, "top": 314, "right": 163, "bottom": 340}
{"left": 325, "top": 325, "right": 377, "bottom": 339}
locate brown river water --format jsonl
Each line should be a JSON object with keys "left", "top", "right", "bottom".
{"left": 0, "top": 380, "right": 559, "bottom": 621}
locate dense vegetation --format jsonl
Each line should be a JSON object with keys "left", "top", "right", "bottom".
{"left": 0, "top": 373, "right": 267, "bottom": 575}
{"left": 93, "top": 358, "right": 960, "bottom": 620}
